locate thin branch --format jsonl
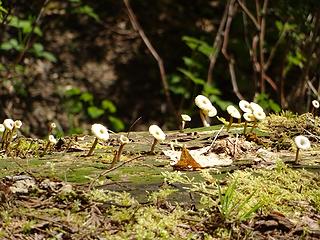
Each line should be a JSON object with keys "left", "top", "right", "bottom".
{"left": 88, "top": 155, "right": 143, "bottom": 190}
{"left": 236, "top": 0, "right": 260, "bottom": 30}
{"left": 258, "top": 0, "right": 268, "bottom": 92}
{"left": 207, "top": 0, "right": 230, "bottom": 84}
{"left": 229, "top": 57, "right": 244, "bottom": 99}
{"left": 123, "top": 0, "right": 178, "bottom": 123}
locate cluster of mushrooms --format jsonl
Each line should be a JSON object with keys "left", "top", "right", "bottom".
{"left": 87, "top": 95, "right": 317, "bottom": 164}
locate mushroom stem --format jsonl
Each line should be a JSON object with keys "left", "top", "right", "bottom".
{"left": 87, "top": 137, "right": 99, "bottom": 156}
{"left": 110, "top": 150, "right": 118, "bottom": 169}
{"left": 295, "top": 148, "right": 300, "bottom": 163}
{"left": 1, "top": 129, "right": 8, "bottom": 149}
{"left": 200, "top": 110, "right": 210, "bottom": 127}
{"left": 243, "top": 121, "right": 248, "bottom": 135}
{"left": 226, "top": 117, "right": 233, "bottom": 132}
{"left": 180, "top": 121, "right": 186, "bottom": 132}
{"left": 115, "top": 143, "right": 126, "bottom": 163}
{"left": 250, "top": 120, "right": 257, "bottom": 133}
{"left": 150, "top": 138, "right": 158, "bottom": 154}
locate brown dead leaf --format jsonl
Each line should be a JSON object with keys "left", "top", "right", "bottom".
{"left": 173, "top": 146, "right": 202, "bottom": 171}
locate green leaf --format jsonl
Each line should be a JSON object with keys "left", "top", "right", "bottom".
{"left": 178, "top": 68, "right": 205, "bottom": 85}
{"left": 68, "top": 101, "right": 83, "bottom": 114}
{"left": 101, "top": 99, "right": 116, "bottom": 113}
{"left": 64, "top": 87, "right": 81, "bottom": 97}
{"left": 182, "top": 36, "right": 213, "bottom": 57}
{"left": 74, "top": 5, "right": 100, "bottom": 22}
{"left": 80, "top": 92, "right": 93, "bottom": 103}
{"left": 108, "top": 116, "right": 125, "bottom": 131}
{"left": 87, "top": 106, "right": 104, "bottom": 119}
{"left": 41, "top": 51, "right": 57, "bottom": 62}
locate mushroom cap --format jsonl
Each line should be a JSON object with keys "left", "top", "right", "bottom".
{"left": 227, "top": 105, "right": 241, "bottom": 119}
{"left": 252, "top": 110, "right": 266, "bottom": 121}
{"left": 195, "top": 95, "right": 214, "bottom": 112}
{"left": 3, "top": 119, "right": 14, "bottom": 131}
{"left": 14, "top": 120, "right": 22, "bottom": 129}
{"left": 312, "top": 100, "right": 320, "bottom": 109}
{"left": 181, "top": 114, "right": 191, "bottom": 122}
{"left": 119, "top": 134, "right": 130, "bottom": 144}
{"left": 207, "top": 106, "right": 217, "bottom": 117}
{"left": 243, "top": 112, "right": 255, "bottom": 122}
{"left": 0, "top": 124, "right": 5, "bottom": 132}
{"left": 239, "top": 100, "right": 252, "bottom": 113}
{"left": 294, "top": 135, "right": 311, "bottom": 150}
{"left": 149, "top": 124, "right": 166, "bottom": 141}
{"left": 91, "top": 123, "right": 110, "bottom": 141}
{"left": 50, "top": 123, "right": 56, "bottom": 129}
{"left": 48, "top": 134, "right": 57, "bottom": 144}
{"left": 250, "top": 102, "right": 264, "bottom": 113}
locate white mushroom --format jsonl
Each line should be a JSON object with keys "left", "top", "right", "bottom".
{"left": 239, "top": 100, "right": 252, "bottom": 113}
{"left": 312, "top": 100, "right": 319, "bottom": 109}
{"left": 149, "top": 124, "right": 166, "bottom": 154}
{"left": 294, "top": 135, "right": 311, "bottom": 163}
{"left": 3, "top": 119, "right": 14, "bottom": 131}
{"left": 111, "top": 135, "right": 131, "bottom": 167}
{"left": 195, "top": 95, "right": 216, "bottom": 127}
{"left": 250, "top": 102, "right": 264, "bottom": 113}
{"left": 226, "top": 105, "right": 241, "bottom": 131}
{"left": 180, "top": 114, "right": 191, "bottom": 131}
{"left": 87, "top": 123, "right": 109, "bottom": 156}
{"left": 14, "top": 120, "right": 22, "bottom": 129}
{"left": 243, "top": 112, "right": 255, "bottom": 135}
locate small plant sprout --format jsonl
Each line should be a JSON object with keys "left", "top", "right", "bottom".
{"left": 311, "top": 100, "right": 319, "bottom": 116}
{"left": 243, "top": 112, "right": 255, "bottom": 135}
{"left": 226, "top": 105, "right": 241, "bottom": 131}
{"left": 239, "top": 100, "right": 252, "bottom": 113}
{"left": 111, "top": 135, "right": 130, "bottom": 168}
{"left": 294, "top": 135, "right": 311, "bottom": 163}
{"left": 42, "top": 134, "right": 57, "bottom": 156}
{"left": 87, "top": 123, "right": 109, "bottom": 156}
{"left": 195, "top": 95, "right": 217, "bottom": 127}
{"left": 149, "top": 124, "right": 166, "bottom": 154}
{"left": 180, "top": 114, "right": 191, "bottom": 131}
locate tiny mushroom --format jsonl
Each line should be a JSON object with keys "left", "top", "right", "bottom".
{"left": 87, "top": 123, "right": 109, "bottom": 156}
{"left": 239, "top": 100, "right": 252, "bottom": 113}
{"left": 226, "top": 105, "right": 241, "bottom": 131}
{"left": 2, "top": 119, "right": 15, "bottom": 150}
{"left": 243, "top": 112, "right": 255, "bottom": 135}
{"left": 14, "top": 120, "right": 22, "bottom": 129}
{"left": 114, "top": 135, "right": 130, "bottom": 166}
{"left": 195, "top": 95, "right": 217, "bottom": 127}
{"left": 251, "top": 109, "right": 266, "bottom": 133}
{"left": 180, "top": 114, "right": 191, "bottom": 131}
{"left": 250, "top": 102, "right": 264, "bottom": 113}
{"left": 312, "top": 100, "right": 319, "bottom": 116}
{"left": 149, "top": 124, "right": 166, "bottom": 154}
{"left": 3, "top": 119, "right": 14, "bottom": 131}
{"left": 49, "top": 122, "right": 56, "bottom": 135}
{"left": 42, "top": 134, "right": 58, "bottom": 156}
{"left": 294, "top": 135, "right": 311, "bottom": 163}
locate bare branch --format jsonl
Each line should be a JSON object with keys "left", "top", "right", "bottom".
{"left": 236, "top": 0, "right": 260, "bottom": 30}
{"left": 207, "top": 0, "right": 230, "bottom": 84}
{"left": 123, "top": 0, "right": 178, "bottom": 122}
{"left": 258, "top": 0, "right": 268, "bottom": 92}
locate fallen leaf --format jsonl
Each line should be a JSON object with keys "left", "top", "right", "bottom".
{"left": 172, "top": 146, "right": 202, "bottom": 171}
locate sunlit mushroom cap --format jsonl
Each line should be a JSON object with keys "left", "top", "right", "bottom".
{"left": 0, "top": 124, "right": 5, "bottom": 132}
{"left": 253, "top": 110, "right": 266, "bottom": 121}
{"left": 227, "top": 105, "right": 241, "bottom": 119}
{"left": 149, "top": 124, "right": 166, "bottom": 141}
{"left": 119, "top": 134, "right": 130, "bottom": 144}
{"left": 250, "top": 102, "right": 264, "bottom": 113}
{"left": 207, "top": 106, "right": 217, "bottom": 117}
{"left": 91, "top": 123, "right": 109, "bottom": 141}
{"left": 312, "top": 100, "right": 320, "bottom": 109}
{"left": 14, "top": 120, "right": 22, "bottom": 129}
{"left": 239, "top": 100, "right": 252, "bottom": 113}
{"left": 50, "top": 123, "right": 56, "bottom": 129}
{"left": 294, "top": 135, "right": 311, "bottom": 150}
{"left": 3, "top": 119, "right": 14, "bottom": 131}
{"left": 195, "top": 95, "right": 214, "bottom": 112}
{"left": 48, "top": 135, "right": 57, "bottom": 144}
{"left": 181, "top": 114, "right": 191, "bottom": 122}
{"left": 243, "top": 112, "right": 255, "bottom": 122}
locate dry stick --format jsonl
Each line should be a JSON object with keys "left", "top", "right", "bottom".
{"left": 88, "top": 155, "right": 143, "bottom": 191}
{"left": 123, "top": 0, "right": 178, "bottom": 124}
{"left": 206, "top": 125, "right": 225, "bottom": 153}
{"left": 258, "top": 0, "right": 268, "bottom": 93}
{"left": 221, "top": 0, "right": 244, "bottom": 100}
{"left": 236, "top": 0, "right": 260, "bottom": 30}
{"left": 207, "top": 0, "right": 230, "bottom": 84}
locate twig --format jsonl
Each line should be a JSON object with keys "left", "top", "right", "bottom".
{"left": 258, "top": 0, "right": 268, "bottom": 92}
{"left": 207, "top": 0, "right": 230, "bottom": 84}
{"left": 206, "top": 125, "right": 225, "bottom": 153}
{"left": 236, "top": 0, "right": 260, "bottom": 30}
{"left": 123, "top": 0, "right": 178, "bottom": 123}
{"left": 88, "top": 155, "right": 143, "bottom": 190}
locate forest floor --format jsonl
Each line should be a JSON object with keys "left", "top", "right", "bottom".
{"left": 0, "top": 112, "right": 320, "bottom": 239}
